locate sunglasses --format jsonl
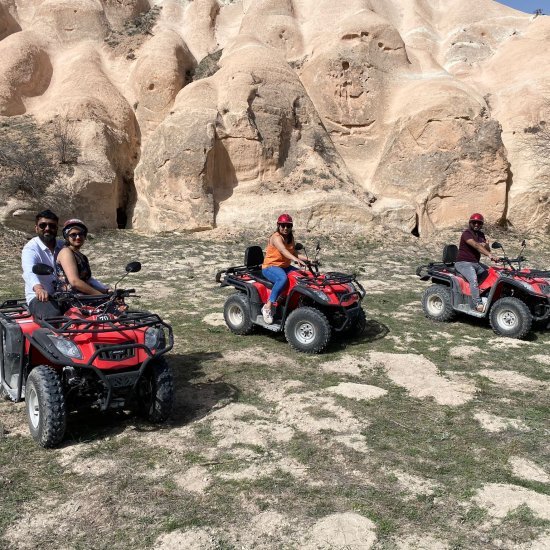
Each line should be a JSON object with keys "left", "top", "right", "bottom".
{"left": 279, "top": 224, "right": 293, "bottom": 229}
{"left": 38, "top": 222, "right": 58, "bottom": 230}
{"left": 68, "top": 232, "right": 86, "bottom": 239}
{"left": 471, "top": 221, "right": 483, "bottom": 226}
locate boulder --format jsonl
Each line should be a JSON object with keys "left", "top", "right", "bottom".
{"left": 131, "top": 29, "right": 196, "bottom": 142}
{"left": 0, "top": 31, "right": 51, "bottom": 115}
{"left": 32, "top": 0, "right": 110, "bottom": 43}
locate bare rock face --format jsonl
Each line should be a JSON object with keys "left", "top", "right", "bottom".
{"left": 131, "top": 29, "right": 196, "bottom": 142}
{"left": 133, "top": 38, "right": 374, "bottom": 232}
{"left": 0, "top": 0, "right": 548, "bottom": 235}
{"left": 0, "top": 2, "right": 20, "bottom": 41}
{"left": 32, "top": 0, "right": 111, "bottom": 43}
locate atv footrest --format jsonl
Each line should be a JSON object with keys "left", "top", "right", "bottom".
{"left": 455, "top": 303, "right": 486, "bottom": 318}
{"left": 255, "top": 316, "right": 282, "bottom": 332}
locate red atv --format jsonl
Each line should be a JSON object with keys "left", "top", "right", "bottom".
{"left": 416, "top": 241, "right": 550, "bottom": 339}
{"left": 216, "top": 243, "right": 366, "bottom": 353}
{"left": 0, "top": 262, "right": 174, "bottom": 447}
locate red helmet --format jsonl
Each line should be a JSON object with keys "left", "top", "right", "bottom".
{"left": 469, "top": 213, "right": 484, "bottom": 224}
{"left": 277, "top": 213, "right": 293, "bottom": 225}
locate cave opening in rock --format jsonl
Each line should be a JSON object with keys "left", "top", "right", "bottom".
{"left": 117, "top": 174, "right": 137, "bottom": 229}
{"left": 411, "top": 214, "right": 420, "bottom": 237}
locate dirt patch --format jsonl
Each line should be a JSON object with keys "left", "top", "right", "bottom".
{"left": 208, "top": 403, "right": 294, "bottom": 448}
{"left": 369, "top": 352, "right": 476, "bottom": 406}
{"left": 474, "top": 411, "right": 530, "bottom": 433}
{"left": 478, "top": 369, "right": 547, "bottom": 391}
{"left": 320, "top": 354, "right": 363, "bottom": 376}
{"left": 489, "top": 337, "right": 536, "bottom": 349}
{"left": 174, "top": 465, "right": 212, "bottom": 494}
{"left": 509, "top": 457, "right": 550, "bottom": 484}
{"left": 275, "top": 390, "right": 364, "bottom": 436}
{"left": 449, "top": 345, "right": 480, "bottom": 359}
{"left": 303, "top": 512, "right": 377, "bottom": 549}
{"left": 4, "top": 487, "right": 115, "bottom": 549}
{"left": 473, "top": 483, "right": 550, "bottom": 520}
{"left": 153, "top": 528, "right": 215, "bottom": 550}
{"left": 326, "top": 382, "right": 387, "bottom": 401}
{"left": 391, "top": 470, "right": 439, "bottom": 500}
{"left": 202, "top": 312, "right": 226, "bottom": 326}
{"left": 232, "top": 511, "right": 296, "bottom": 548}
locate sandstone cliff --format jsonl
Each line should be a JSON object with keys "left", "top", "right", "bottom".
{"left": 0, "top": 0, "right": 548, "bottom": 236}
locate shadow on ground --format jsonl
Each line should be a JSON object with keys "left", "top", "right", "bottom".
{"left": 62, "top": 351, "right": 239, "bottom": 445}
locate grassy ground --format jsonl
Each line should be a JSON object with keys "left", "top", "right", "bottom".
{"left": 0, "top": 226, "right": 549, "bottom": 549}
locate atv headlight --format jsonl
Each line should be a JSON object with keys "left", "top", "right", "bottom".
{"left": 145, "top": 327, "right": 164, "bottom": 350}
{"left": 47, "top": 335, "right": 82, "bottom": 359}
{"left": 312, "top": 290, "right": 330, "bottom": 302}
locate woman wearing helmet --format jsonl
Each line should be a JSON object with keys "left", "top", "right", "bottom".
{"left": 455, "top": 213, "right": 497, "bottom": 312}
{"left": 56, "top": 219, "right": 109, "bottom": 295}
{"left": 260, "top": 214, "right": 308, "bottom": 324}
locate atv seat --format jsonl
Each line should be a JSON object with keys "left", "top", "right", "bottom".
{"left": 442, "top": 244, "right": 458, "bottom": 273}
{"left": 244, "top": 246, "right": 273, "bottom": 288}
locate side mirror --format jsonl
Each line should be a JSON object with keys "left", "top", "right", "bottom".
{"left": 491, "top": 242, "right": 502, "bottom": 250}
{"left": 32, "top": 263, "right": 54, "bottom": 275}
{"left": 125, "top": 261, "right": 141, "bottom": 273}
{"left": 295, "top": 243, "right": 304, "bottom": 251}
{"left": 521, "top": 240, "right": 526, "bottom": 247}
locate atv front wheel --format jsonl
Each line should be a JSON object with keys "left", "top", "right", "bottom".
{"left": 345, "top": 307, "right": 367, "bottom": 337}
{"left": 224, "top": 293, "right": 254, "bottom": 335}
{"left": 136, "top": 357, "right": 174, "bottom": 423}
{"left": 26, "top": 366, "right": 66, "bottom": 448}
{"left": 285, "top": 307, "right": 331, "bottom": 354}
{"left": 422, "top": 285, "right": 455, "bottom": 322}
{"left": 489, "top": 297, "right": 532, "bottom": 339}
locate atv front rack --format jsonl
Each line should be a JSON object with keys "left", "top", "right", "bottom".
{"left": 36, "top": 311, "right": 169, "bottom": 335}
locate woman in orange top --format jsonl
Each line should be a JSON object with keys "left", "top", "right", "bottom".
{"left": 260, "top": 213, "right": 307, "bottom": 324}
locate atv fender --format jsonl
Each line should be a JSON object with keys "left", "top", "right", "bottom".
{"left": 0, "top": 319, "right": 25, "bottom": 401}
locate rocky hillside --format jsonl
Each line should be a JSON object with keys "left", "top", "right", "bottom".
{"left": 0, "top": 0, "right": 548, "bottom": 236}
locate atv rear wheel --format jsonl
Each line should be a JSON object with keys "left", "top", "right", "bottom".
{"left": 422, "top": 285, "right": 455, "bottom": 322}
{"left": 136, "top": 357, "right": 174, "bottom": 423}
{"left": 224, "top": 293, "right": 254, "bottom": 335}
{"left": 489, "top": 297, "right": 532, "bottom": 339}
{"left": 285, "top": 307, "right": 331, "bottom": 354}
{"left": 26, "top": 366, "right": 66, "bottom": 448}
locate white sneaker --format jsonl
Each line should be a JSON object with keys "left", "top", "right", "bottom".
{"left": 262, "top": 305, "right": 273, "bottom": 324}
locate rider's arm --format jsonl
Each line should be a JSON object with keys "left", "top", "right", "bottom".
{"left": 22, "top": 245, "right": 48, "bottom": 300}
{"left": 57, "top": 248, "right": 103, "bottom": 295}
{"left": 271, "top": 234, "right": 306, "bottom": 266}
{"left": 88, "top": 277, "right": 110, "bottom": 294}
{"left": 465, "top": 238, "right": 495, "bottom": 260}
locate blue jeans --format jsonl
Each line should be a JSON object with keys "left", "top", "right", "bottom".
{"left": 262, "top": 266, "right": 298, "bottom": 303}
{"left": 455, "top": 261, "right": 487, "bottom": 306}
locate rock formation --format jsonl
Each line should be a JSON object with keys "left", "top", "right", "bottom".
{"left": 0, "top": 0, "right": 548, "bottom": 235}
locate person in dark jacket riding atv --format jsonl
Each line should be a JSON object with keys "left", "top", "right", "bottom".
{"left": 260, "top": 213, "right": 308, "bottom": 324}
{"left": 455, "top": 213, "right": 498, "bottom": 313}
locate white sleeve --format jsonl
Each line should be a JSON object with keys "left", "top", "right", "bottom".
{"left": 21, "top": 244, "right": 41, "bottom": 290}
